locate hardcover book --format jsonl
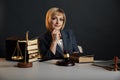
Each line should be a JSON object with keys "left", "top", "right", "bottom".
{"left": 70, "top": 53, "right": 94, "bottom": 63}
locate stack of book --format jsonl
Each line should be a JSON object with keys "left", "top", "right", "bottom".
{"left": 18, "top": 38, "right": 40, "bottom": 62}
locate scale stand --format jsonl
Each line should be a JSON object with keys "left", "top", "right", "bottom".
{"left": 17, "top": 31, "right": 33, "bottom": 68}
{"left": 17, "top": 62, "right": 32, "bottom": 68}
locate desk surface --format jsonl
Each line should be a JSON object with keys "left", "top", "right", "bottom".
{"left": 0, "top": 60, "right": 120, "bottom": 80}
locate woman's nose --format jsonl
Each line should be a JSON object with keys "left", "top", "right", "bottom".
{"left": 56, "top": 19, "right": 60, "bottom": 24}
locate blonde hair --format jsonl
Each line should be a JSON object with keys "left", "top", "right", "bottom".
{"left": 45, "top": 7, "right": 66, "bottom": 31}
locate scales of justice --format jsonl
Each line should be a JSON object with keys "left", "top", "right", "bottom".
{"left": 11, "top": 31, "right": 40, "bottom": 68}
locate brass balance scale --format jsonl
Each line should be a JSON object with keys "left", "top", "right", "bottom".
{"left": 11, "top": 31, "right": 33, "bottom": 68}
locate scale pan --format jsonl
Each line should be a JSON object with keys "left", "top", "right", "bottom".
{"left": 11, "top": 56, "right": 23, "bottom": 60}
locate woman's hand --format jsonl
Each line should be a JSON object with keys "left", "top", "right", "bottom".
{"left": 51, "top": 29, "right": 61, "bottom": 42}
{"left": 50, "top": 29, "right": 61, "bottom": 55}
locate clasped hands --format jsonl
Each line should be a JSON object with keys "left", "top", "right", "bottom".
{"left": 51, "top": 29, "right": 61, "bottom": 42}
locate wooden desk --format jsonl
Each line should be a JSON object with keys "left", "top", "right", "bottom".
{"left": 0, "top": 60, "right": 120, "bottom": 80}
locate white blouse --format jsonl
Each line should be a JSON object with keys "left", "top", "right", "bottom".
{"left": 57, "top": 39, "right": 63, "bottom": 51}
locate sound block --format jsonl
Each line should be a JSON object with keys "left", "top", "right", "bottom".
{"left": 17, "top": 62, "right": 33, "bottom": 68}
{"left": 56, "top": 60, "right": 75, "bottom": 66}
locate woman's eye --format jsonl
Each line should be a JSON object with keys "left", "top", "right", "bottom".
{"left": 52, "top": 17, "right": 56, "bottom": 20}
{"left": 60, "top": 18, "right": 64, "bottom": 21}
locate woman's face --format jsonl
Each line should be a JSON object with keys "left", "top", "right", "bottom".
{"left": 50, "top": 13, "right": 64, "bottom": 31}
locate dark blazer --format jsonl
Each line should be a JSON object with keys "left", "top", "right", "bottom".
{"left": 38, "top": 29, "right": 80, "bottom": 60}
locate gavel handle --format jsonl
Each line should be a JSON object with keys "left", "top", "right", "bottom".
{"left": 114, "top": 56, "right": 118, "bottom": 71}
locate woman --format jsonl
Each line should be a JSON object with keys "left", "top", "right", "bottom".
{"left": 39, "top": 7, "right": 80, "bottom": 60}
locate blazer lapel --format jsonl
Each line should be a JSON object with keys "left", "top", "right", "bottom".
{"left": 56, "top": 44, "right": 63, "bottom": 55}
{"left": 61, "top": 30, "right": 69, "bottom": 51}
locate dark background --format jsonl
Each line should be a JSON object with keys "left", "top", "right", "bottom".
{"left": 0, "top": 0, "right": 120, "bottom": 60}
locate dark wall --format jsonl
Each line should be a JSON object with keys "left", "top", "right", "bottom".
{"left": 0, "top": 0, "right": 120, "bottom": 60}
